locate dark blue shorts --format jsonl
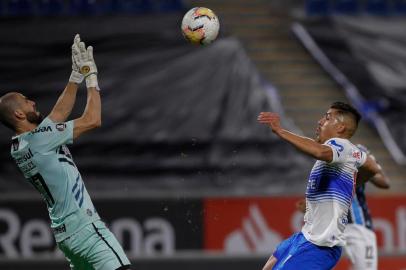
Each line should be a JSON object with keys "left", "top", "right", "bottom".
{"left": 272, "top": 232, "right": 342, "bottom": 270}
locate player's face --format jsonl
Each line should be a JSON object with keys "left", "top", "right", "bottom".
{"left": 17, "top": 94, "right": 43, "bottom": 124}
{"left": 315, "top": 109, "right": 341, "bottom": 143}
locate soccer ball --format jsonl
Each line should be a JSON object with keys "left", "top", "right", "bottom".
{"left": 181, "top": 7, "right": 220, "bottom": 45}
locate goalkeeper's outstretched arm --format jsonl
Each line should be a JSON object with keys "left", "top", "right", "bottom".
{"left": 69, "top": 34, "right": 101, "bottom": 139}
{"left": 48, "top": 82, "right": 79, "bottom": 123}
{"left": 48, "top": 35, "right": 86, "bottom": 123}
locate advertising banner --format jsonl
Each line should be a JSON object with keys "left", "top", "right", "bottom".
{"left": 203, "top": 196, "right": 406, "bottom": 270}
{"left": 0, "top": 198, "right": 203, "bottom": 258}
{"left": 1, "top": 195, "right": 405, "bottom": 270}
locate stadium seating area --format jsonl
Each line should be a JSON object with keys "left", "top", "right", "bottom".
{"left": 306, "top": 0, "right": 406, "bottom": 16}
{"left": 0, "top": 0, "right": 184, "bottom": 16}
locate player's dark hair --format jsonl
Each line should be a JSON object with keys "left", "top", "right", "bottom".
{"left": 330, "top": 101, "right": 361, "bottom": 126}
{"left": 0, "top": 94, "right": 17, "bottom": 131}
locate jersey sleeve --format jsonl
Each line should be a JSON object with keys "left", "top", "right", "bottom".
{"left": 28, "top": 117, "right": 74, "bottom": 153}
{"left": 324, "top": 138, "right": 367, "bottom": 167}
{"left": 356, "top": 145, "right": 368, "bottom": 168}
{"left": 324, "top": 138, "right": 353, "bottom": 164}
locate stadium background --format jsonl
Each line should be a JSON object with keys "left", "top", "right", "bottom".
{"left": 0, "top": 0, "right": 405, "bottom": 269}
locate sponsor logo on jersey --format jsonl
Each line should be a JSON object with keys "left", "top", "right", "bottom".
{"left": 352, "top": 151, "right": 361, "bottom": 159}
{"left": 52, "top": 224, "right": 66, "bottom": 235}
{"left": 14, "top": 149, "right": 34, "bottom": 165}
{"left": 56, "top": 123, "right": 66, "bottom": 131}
{"left": 30, "top": 125, "right": 52, "bottom": 135}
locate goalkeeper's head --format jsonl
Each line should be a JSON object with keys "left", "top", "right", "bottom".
{"left": 0, "top": 92, "right": 43, "bottom": 132}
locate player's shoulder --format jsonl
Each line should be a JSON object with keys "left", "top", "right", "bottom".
{"left": 325, "top": 137, "right": 363, "bottom": 157}
{"left": 324, "top": 137, "right": 353, "bottom": 150}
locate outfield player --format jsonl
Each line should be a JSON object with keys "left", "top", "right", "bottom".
{"left": 345, "top": 144, "right": 390, "bottom": 270}
{"left": 0, "top": 34, "right": 131, "bottom": 270}
{"left": 295, "top": 145, "right": 390, "bottom": 270}
{"left": 258, "top": 102, "right": 382, "bottom": 270}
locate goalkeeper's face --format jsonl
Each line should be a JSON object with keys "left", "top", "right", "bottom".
{"left": 17, "top": 94, "right": 43, "bottom": 125}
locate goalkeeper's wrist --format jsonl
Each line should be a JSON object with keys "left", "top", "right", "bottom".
{"left": 85, "top": 74, "right": 100, "bottom": 91}
{"left": 69, "top": 71, "right": 84, "bottom": 84}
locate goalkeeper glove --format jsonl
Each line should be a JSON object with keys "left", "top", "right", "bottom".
{"left": 72, "top": 34, "right": 100, "bottom": 90}
{"left": 69, "top": 34, "right": 85, "bottom": 84}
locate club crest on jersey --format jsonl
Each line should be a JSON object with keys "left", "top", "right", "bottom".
{"left": 12, "top": 138, "right": 19, "bottom": 151}
{"left": 30, "top": 126, "right": 52, "bottom": 135}
{"left": 56, "top": 123, "right": 66, "bottom": 131}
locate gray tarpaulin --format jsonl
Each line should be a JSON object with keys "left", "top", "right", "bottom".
{"left": 0, "top": 15, "right": 311, "bottom": 194}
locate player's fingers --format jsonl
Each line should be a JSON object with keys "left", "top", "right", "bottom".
{"left": 87, "top": 46, "right": 94, "bottom": 62}
{"left": 79, "top": 42, "right": 86, "bottom": 51}
{"left": 258, "top": 116, "right": 272, "bottom": 121}
{"left": 74, "top": 35, "right": 81, "bottom": 52}
{"left": 258, "top": 119, "right": 270, "bottom": 123}
{"left": 258, "top": 118, "right": 272, "bottom": 122}
{"left": 72, "top": 43, "right": 80, "bottom": 55}
{"left": 72, "top": 50, "right": 81, "bottom": 65}
{"left": 79, "top": 42, "right": 87, "bottom": 59}
{"left": 74, "top": 34, "right": 80, "bottom": 45}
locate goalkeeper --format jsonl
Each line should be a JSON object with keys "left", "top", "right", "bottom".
{"left": 0, "top": 34, "right": 131, "bottom": 270}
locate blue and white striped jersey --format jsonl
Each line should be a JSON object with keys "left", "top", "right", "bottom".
{"left": 302, "top": 138, "right": 367, "bottom": 247}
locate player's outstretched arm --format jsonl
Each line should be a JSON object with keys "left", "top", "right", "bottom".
{"left": 258, "top": 112, "right": 333, "bottom": 162}
{"left": 48, "top": 82, "right": 79, "bottom": 123}
{"left": 48, "top": 35, "right": 85, "bottom": 123}
{"left": 71, "top": 35, "right": 101, "bottom": 139}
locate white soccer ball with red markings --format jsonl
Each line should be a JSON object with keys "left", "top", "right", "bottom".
{"left": 181, "top": 7, "right": 220, "bottom": 45}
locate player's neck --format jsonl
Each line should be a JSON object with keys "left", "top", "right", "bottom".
{"left": 15, "top": 122, "right": 39, "bottom": 135}
{"left": 324, "top": 133, "right": 349, "bottom": 142}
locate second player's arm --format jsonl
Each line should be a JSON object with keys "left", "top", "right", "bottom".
{"left": 276, "top": 129, "right": 333, "bottom": 162}
{"left": 48, "top": 82, "right": 79, "bottom": 123}
{"left": 73, "top": 87, "right": 101, "bottom": 139}
{"left": 258, "top": 112, "right": 333, "bottom": 162}
{"left": 358, "top": 155, "right": 390, "bottom": 188}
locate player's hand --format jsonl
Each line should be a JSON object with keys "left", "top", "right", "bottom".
{"left": 295, "top": 199, "right": 306, "bottom": 214}
{"left": 69, "top": 34, "right": 85, "bottom": 84}
{"left": 257, "top": 112, "right": 282, "bottom": 134}
{"left": 72, "top": 34, "right": 99, "bottom": 90}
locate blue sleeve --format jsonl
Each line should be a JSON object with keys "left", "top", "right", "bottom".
{"left": 28, "top": 117, "right": 74, "bottom": 153}
{"left": 324, "top": 138, "right": 350, "bottom": 164}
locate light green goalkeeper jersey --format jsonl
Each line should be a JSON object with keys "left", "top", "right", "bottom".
{"left": 10, "top": 117, "right": 100, "bottom": 242}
